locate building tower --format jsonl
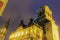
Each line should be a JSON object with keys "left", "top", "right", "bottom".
{"left": 9, "top": 5, "right": 59, "bottom": 40}
{"left": 0, "top": 19, "right": 10, "bottom": 40}
{"left": 36, "top": 5, "right": 60, "bottom": 40}
{"left": 0, "top": 0, "right": 8, "bottom": 16}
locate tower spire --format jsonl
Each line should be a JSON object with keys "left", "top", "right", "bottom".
{"left": 0, "top": 18, "right": 10, "bottom": 40}
{"left": 4, "top": 18, "right": 10, "bottom": 29}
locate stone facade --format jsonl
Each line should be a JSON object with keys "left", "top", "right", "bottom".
{"left": 0, "top": 5, "right": 59, "bottom": 40}
{"left": 8, "top": 5, "right": 60, "bottom": 40}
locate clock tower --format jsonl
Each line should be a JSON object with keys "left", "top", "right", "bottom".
{"left": 37, "top": 5, "right": 60, "bottom": 40}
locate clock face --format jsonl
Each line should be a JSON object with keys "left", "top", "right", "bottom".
{"left": 0, "top": 1, "right": 3, "bottom": 9}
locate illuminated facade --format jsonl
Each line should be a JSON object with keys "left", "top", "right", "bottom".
{"left": 0, "top": 19, "right": 10, "bottom": 40}
{"left": 9, "top": 23, "right": 43, "bottom": 40}
{"left": 59, "top": 28, "right": 60, "bottom": 40}
{"left": 8, "top": 5, "right": 60, "bottom": 40}
{"left": 37, "top": 6, "right": 60, "bottom": 40}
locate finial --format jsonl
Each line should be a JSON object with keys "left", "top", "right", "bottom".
{"left": 18, "top": 20, "right": 27, "bottom": 28}
{"left": 28, "top": 18, "right": 34, "bottom": 26}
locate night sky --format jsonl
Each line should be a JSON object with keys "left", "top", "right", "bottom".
{"left": 0, "top": 0, "right": 60, "bottom": 40}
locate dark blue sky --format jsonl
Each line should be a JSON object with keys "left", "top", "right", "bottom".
{"left": 0, "top": 0, "right": 60, "bottom": 40}
{"left": 4, "top": 0, "right": 60, "bottom": 26}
